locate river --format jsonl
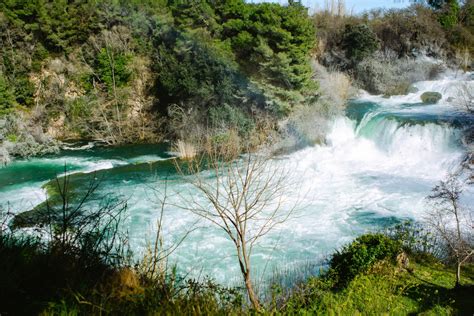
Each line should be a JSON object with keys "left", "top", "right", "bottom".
{"left": 1, "top": 70, "right": 473, "bottom": 285}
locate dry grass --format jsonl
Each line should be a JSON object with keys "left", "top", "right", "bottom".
{"left": 313, "top": 61, "right": 353, "bottom": 111}
{"left": 321, "top": 72, "right": 351, "bottom": 104}
{"left": 173, "top": 139, "right": 197, "bottom": 160}
{"left": 106, "top": 267, "right": 144, "bottom": 300}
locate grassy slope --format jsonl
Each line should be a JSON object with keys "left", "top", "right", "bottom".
{"left": 285, "top": 259, "right": 474, "bottom": 315}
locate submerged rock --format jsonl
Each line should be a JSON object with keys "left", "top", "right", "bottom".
{"left": 420, "top": 91, "right": 442, "bottom": 104}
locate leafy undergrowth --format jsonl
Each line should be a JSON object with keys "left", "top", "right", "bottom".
{"left": 282, "top": 257, "right": 474, "bottom": 315}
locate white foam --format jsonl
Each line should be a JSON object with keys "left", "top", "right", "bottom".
{"left": 358, "top": 71, "right": 474, "bottom": 110}
{"left": 0, "top": 183, "right": 47, "bottom": 214}
{"left": 1, "top": 71, "right": 472, "bottom": 286}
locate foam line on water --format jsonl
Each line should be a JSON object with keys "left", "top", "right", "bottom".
{"left": 357, "top": 71, "right": 474, "bottom": 110}
{"left": 0, "top": 183, "right": 48, "bottom": 214}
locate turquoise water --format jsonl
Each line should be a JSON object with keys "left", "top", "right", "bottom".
{"left": 1, "top": 73, "right": 473, "bottom": 285}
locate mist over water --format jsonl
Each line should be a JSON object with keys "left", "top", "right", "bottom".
{"left": 1, "top": 72, "right": 473, "bottom": 285}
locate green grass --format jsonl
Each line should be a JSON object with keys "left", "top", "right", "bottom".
{"left": 281, "top": 257, "right": 474, "bottom": 315}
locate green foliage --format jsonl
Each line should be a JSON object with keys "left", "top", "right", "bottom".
{"left": 1, "top": 0, "right": 319, "bottom": 147}
{"left": 66, "top": 97, "right": 92, "bottom": 122}
{"left": 6, "top": 134, "right": 19, "bottom": 142}
{"left": 439, "top": 0, "right": 460, "bottom": 28}
{"left": 284, "top": 258, "right": 474, "bottom": 315}
{"left": 157, "top": 0, "right": 316, "bottom": 94}
{"left": 0, "top": 74, "right": 16, "bottom": 115}
{"left": 342, "top": 24, "right": 379, "bottom": 62}
{"left": 153, "top": 29, "right": 251, "bottom": 111}
{"left": 1, "top": 0, "right": 99, "bottom": 52}
{"left": 218, "top": 1, "right": 316, "bottom": 90}
{"left": 31, "top": 43, "right": 49, "bottom": 72}
{"left": 168, "top": 0, "right": 219, "bottom": 32}
{"left": 209, "top": 104, "right": 254, "bottom": 136}
{"left": 12, "top": 76, "right": 35, "bottom": 107}
{"left": 0, "top": 0, "right": 39, "bottom": 31}
{"left": 329, "top": 233, "right": 401, "bottom": 286}
{"left": 96, "top": 48, "right": 132, "bottom": 92}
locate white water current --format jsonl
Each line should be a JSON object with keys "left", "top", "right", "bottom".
{"left": 1, "top": 71, "right": 473, "bottom": 285}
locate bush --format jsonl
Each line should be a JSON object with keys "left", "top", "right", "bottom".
{"left": 0, "top": 175, "right": 245, "bottom": 315}
{"left": 329, "top": 233, "right": 402, "bottom": 287}
{"left": 0, "top": 74, "right": 16, "bottom": 115}
{"left": 153, "top": 29, "right": 251, "bottom": 112}
{"left": 342, "top": 24, "right": 379, "bottom": 62}
{"left": 438, "top": 1, "right": 460, "bottom": 28}
{"left": 209, "top": 104, "right": 254, "bottom": 136}
{"left": 371, "top": 6, "right": 446, "bottom": 58}
{"left": 385, "top": 221, "right": 443, "bottom": 260}
{"left": 96, "top": 48, "right": 132, "bottom": 92}
{"left": 355, "top": 56, "right": 444, "bottom": 95}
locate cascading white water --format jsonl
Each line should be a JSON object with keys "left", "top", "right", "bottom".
{"left": 0, "top": 71, "right": 472, "bottom": 285}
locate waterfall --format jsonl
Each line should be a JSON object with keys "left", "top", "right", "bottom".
{"left": 0, "top": 71, "right": 472, "bottom": 284}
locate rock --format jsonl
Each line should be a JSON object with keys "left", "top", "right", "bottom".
{"left": 447, "top": 97, "right": 454, "bottom": 102}
{"left": 420, "top": 91, "right": 442, "bottom": 104}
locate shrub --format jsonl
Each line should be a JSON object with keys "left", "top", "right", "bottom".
{"left": 0, "top": 74, "right": 16, "bottom": 115}
{"left": 385, "top": 221, "right": 443, "bottom": 260}
{"left": 329, "top": 233, "right": 402, "bottom": 287}
{"left": 153, "top": 29, "right": 250, "bottom": 112}
{"left": 209, "top": 104, "right": 254, "bottom": 136}
{"left": 355, "top": 56, "right": 444, "bottom": 95}
{"left": 12, "top": 75, "right": 35, "bottom": 107}
{"left": 341, "top": 24, "right": 379, "bottom": 62}
{"left": 314, "top": 62, "right": 352, "bottom": 110}
{"left": 438, "top": 1, "right": 460, "bottom": 28}
{"left": 371, "top": 6, "right": 446, "bottom": 58}
{"left": 96, "top": 48, "right": 132, "bottom": 92}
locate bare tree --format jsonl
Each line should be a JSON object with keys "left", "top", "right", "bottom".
{"left": 175, "top": 146, "right": 298, "bottom": 311}
{"left": 457, "top": 82, "right": 473, "bottom": 114}
{"left": 426, "top": 173, "right": 473, "bottom": 287}
{"left": 455, "top": 47, "right": 471, "bottom": 73}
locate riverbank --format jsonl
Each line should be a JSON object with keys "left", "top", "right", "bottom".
{"left": 1, "top": 224, "right": 473, "bottom": 315}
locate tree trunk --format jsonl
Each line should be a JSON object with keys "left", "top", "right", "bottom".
{"left": 244, "top": 271, "right": 261, "bottom": 311}
{"left": 456, "top": 261, "right": 461, "bottom": 288}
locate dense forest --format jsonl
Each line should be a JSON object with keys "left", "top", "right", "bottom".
{"left": 0, "top": 0, "right": 473, "bottom": 163}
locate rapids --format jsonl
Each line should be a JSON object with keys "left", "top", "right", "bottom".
{"left": 1, "top": 71, "right": 473, "bottom": 285}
